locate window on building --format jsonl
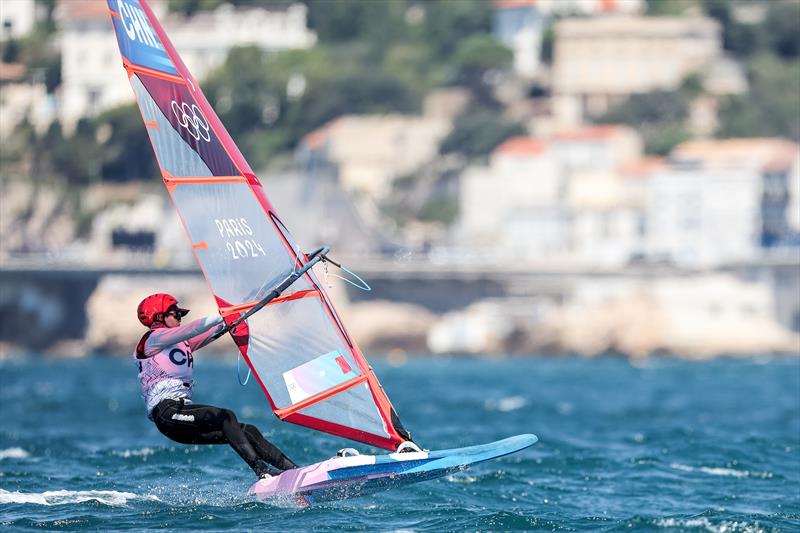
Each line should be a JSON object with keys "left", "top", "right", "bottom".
{"left": 87, "top": 87, "right": 101, "bottom": 114}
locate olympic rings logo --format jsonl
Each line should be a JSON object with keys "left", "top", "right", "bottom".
{"left": 171, "top": 100, "right": 211, "bottom": 143}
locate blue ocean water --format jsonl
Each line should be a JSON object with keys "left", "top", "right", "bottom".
{"left": 0, "top": 355, "right": 798, "bottom": 532}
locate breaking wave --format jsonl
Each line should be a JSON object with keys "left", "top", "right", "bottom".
{"left": 669, "top": 463, "right": 773, "bottom": 479}
{"left": 654, "top": 517, "right": 769, "bottom": 532}
{"left": 0, "top": 448, "right": 29, "bottom": 460}
{"left": 0, "top": 489, "right": 160, "bottom": 506}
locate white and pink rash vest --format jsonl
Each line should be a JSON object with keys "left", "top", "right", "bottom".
{"left": 133, "top": 314, "right": 225, "bottom": 417}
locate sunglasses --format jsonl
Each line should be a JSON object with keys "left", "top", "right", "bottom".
{"left": 165, "top": 306, "right": 188, "bottom": 320}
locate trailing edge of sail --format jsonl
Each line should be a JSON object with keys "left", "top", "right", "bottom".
{"left": 106, "top": 0, "right": 410, "bottom": 450}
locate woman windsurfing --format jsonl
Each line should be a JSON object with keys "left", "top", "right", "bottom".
{"left": 133, "top": 292, "right": 297, "bottom": 478}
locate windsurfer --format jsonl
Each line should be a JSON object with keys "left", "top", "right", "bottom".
{"left": 133, "top": 293, "right": 297, "bottom": 478}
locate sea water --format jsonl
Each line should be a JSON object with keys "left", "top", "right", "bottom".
{"left": 0, "top": 355, "right": 797, "bottom": 532}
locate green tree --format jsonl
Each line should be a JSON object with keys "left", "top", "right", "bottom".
{"left": 453, "top": 34, "right": 513, "bottom": 75}
{"left": 1, "top": 38, "right": 20, "bottom": 63}
{"left": 424, "top": 0, "right": 492, "bottom": 61}
{"left": 49, "top": 119, "right": 104, "bottom": 185}
{"left": 452, "top": 34, "right": 512, "bottom": 108}
{"left": 304, "top": 0, "right": 388, "bottom": 43}
{"left": 597, "top": 90, "right": 691, "bottom": 155}
{"left": 540, "top": 23, "right": 554, "bottom": 65}
{"left": 701, "top": 0, "right": 764, "bottom": 58}
{"left": 440, "top": 109, "right": 525, "bottom": 160}
{"left": 646, "top": 0, "right": 695, "bottom": 16}
{"left": 645, "top": 124, "right": 691, "bottom": 156}
{"left": 96, "top": 105, "right": 160, "bottom": 182}
{"left": 718, "top": 54, "right": 800, "bottom": 140}
{"left": 764, "top": 0, "right": 800, "bottom": 59}
{"left": 288, "top": 71, "right": 418, "bottom": 139}
{"left": 599, "top": 91, "right": 689, "bottom": 126}
{"left": 417, "top": 197, "right": 458, "bottom": 225}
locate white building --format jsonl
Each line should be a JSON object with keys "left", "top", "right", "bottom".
{"left": 789, "top": 151, "right": 800, "bottom": 234}
{"left": 0, "top": 72, "right": 55, "bottom": 138}
{"left": 551, "top": 124, "right": 643, "bottom": 172}
{"left": 492, "top": 0, "right": 547, "bottom": 79}
{"left": 56, "top": 0, "right": 316, "bottom": 132}
{"left": 491, "top": 0, "right": 643, "bottom": 80}
{"left": 57, "top": 0, "right": 136, "bottom": 133}
{"left": 459, "top": 137, "right": 567, "bottom": 258}
{"left": 533, "top": 0, "right": 643, "bottom": 16}
{"left": 299, "top": 114, "right": 452, "bottom": 200}
{"left": 1, "top": 0, "right": 36, "bottom": 41}
{"left": 646, "top": 138, "right": 799, "bottom": 267}
{"left": 457, "top": 127, "right": 649, "bottom": 264}
{"left": 568, "top": 169, "right": 647, "bottom": 267}
{"left": 552, "top": 15, "right": 722, "bottom": 124}
{"left": 167, "top": 3, "right": 316, "bottom": 82}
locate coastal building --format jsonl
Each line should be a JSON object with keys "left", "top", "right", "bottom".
{"left": 552, "top": 15, "right": 721, "bottom": 124}
{"left": 551, "top": 124, "right": 643, "bottom": 172}
{"left": 532, "top": 0, "right": 643, "bottom": 16}
{"left": 1, "top": 0, "right": 36, "bottom": 41}
{"left": 789, "top": 151, "right": 800, "bottom": 235}
{"left": 0, "top": 62, "right": 54, "bottom": 138}
{"left": 492, "top": 0, "right": 547, "bottom": 79}
{"left": 458, "top": 137, "right": 567, "bottom": 258}
{"left": 56, "top": 0, "right": 316, "bottom": 132}
{"left": 646, "top": 138, "right": 799, "bottom": 267}
{"left": 298, "top": 114, "right": 451, "bottom": 200}
{"left": 57, "top": 0, "right": 135, "bottom": 133}
{"left": 491, "top": 0, "right": 643, "bottom": 80}
{"left": 167, "top": 3, "right": 316, "bottom": 82}
{"left": 567, "top": 162, "right": 655, "bottom": 267}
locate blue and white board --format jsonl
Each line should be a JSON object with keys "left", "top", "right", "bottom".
{"left": 249, "top": 434, "right": 538, "bottom": 505}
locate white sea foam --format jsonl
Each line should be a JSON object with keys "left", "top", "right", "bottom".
{"left": 446, "top": 473, "right": 478, "bottom": 484}
{"left": 669, "top": 463, "right": 771, "bottom": 479}
{"left": 655, "top": 517, "right": 767, "bottom": 533}
{"left": 0, "top": 489, "right": 160, "bottom": 506}
{"left": 112, "top": 447, "right": 155, "bottom": 458}
{"left": 484, "top": 396, "right": 527, "bottom": 412}
{"left": 0, "top": 448, "right": 29, "bottom": 460}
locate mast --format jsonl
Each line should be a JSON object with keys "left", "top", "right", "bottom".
{"left": 106, "top": 0, "right": 411, "bottom": 449}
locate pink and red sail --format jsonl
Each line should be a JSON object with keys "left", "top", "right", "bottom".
{"left": 106, "top": 0, "right": 410, "bottom": 449}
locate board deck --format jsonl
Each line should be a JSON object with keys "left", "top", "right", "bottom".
{"left": 249, "top": 434, "right": 538, "bottom": 505}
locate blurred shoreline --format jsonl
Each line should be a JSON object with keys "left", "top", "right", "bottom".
{"left": 1, "top": 260, "right": 797, "bottom": 361}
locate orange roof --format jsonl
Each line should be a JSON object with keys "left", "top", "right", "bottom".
{"left": 301, "top": 117, "right": 342, "bottom": 150}
{"left": 619, "top": 156, "right": 667, "bottom": 177}
{"left": 764, "top": 143, "right": 800, "bottom": 172}
{"left": 673, "top": 138, "right": 798, "bottom": 169}
{"left": 57, "top": 0, "right": 108, "bottom": 22}
{"left": 0, "top": 63, "right": 26, "bottom": 83}
{"left": 492, "top": 0, "right": 537, "bottom": 9}
{"left": 302, "top": 128, "right": 328, "bottom": 151}
{"left": 600, "top": 0, "right": 618, "bottom": 12}
{"left": 494, "top": 136, "right": 548, "bottom": 156}
{"left": 554, "top": 125, "right": 628, "bottom": 142}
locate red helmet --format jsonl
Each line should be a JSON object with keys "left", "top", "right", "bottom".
{"left": 137, "top": 293, "right": 189, "bottom": 326}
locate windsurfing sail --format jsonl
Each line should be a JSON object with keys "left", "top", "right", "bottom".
{"left": 106, "top": 0, "right": 411, "bottom": 449}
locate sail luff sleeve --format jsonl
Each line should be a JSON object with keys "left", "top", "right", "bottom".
{"left": 107, "top": 0, "right": 409, "bottom": 449}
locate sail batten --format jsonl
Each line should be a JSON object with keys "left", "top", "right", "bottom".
{"left": 107, "top": 0, "right": 409, "bottom": 449}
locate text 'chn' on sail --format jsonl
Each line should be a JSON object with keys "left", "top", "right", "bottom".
{"left": 105, "top": 0, "right": 412, "bottom": 450}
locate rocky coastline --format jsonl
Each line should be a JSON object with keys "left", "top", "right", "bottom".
{"left": 1, "top": 271, "right": 797, "bottom": 361}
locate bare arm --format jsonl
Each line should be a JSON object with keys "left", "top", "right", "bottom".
{"left": 144, "top": 314, "right": 224, "bottom": 355}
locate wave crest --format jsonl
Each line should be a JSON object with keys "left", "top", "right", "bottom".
{"left": 0, "top": 448, "right": 29, "bottom": 460}
{"left": 0, "top": 489, "right": 160, "bottom": 506}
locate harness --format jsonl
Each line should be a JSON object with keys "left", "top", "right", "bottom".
{"left": 136, "top": 330, "right": 154, "bottom": 359}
